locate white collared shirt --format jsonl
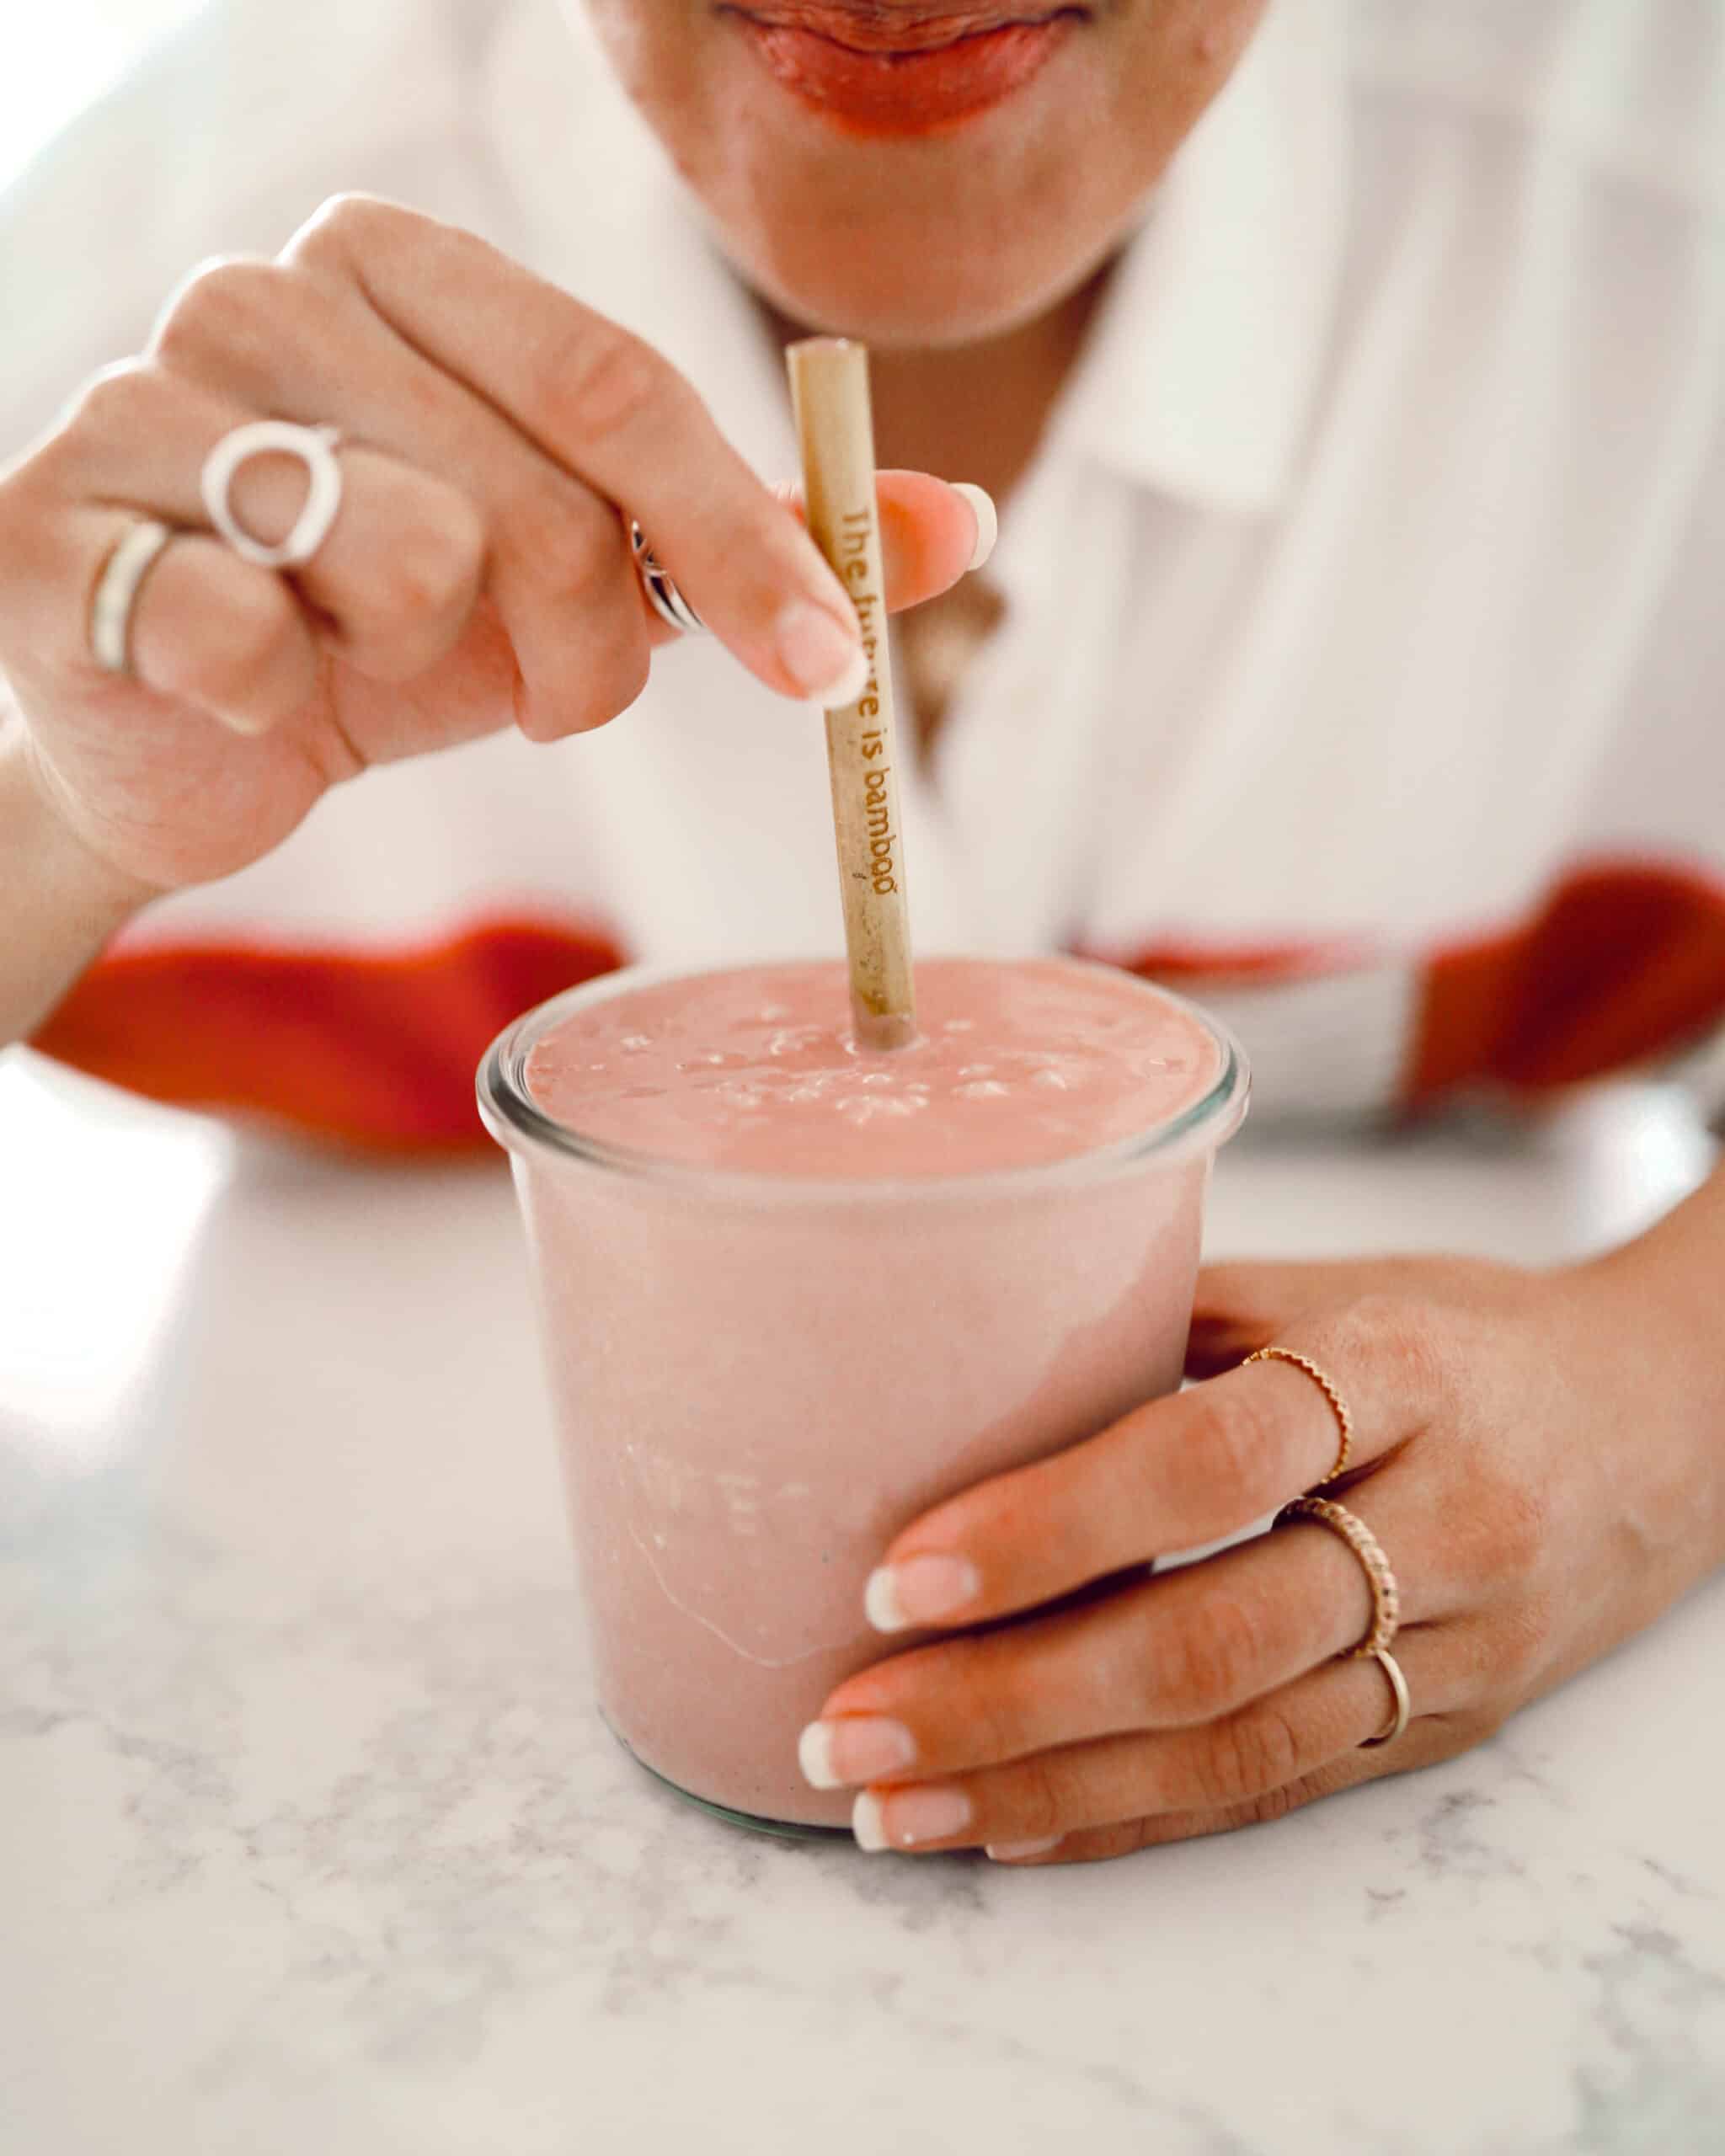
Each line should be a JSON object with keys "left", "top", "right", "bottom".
{"left": 4, "top": 0, "right": 1723, "bottom": 1143}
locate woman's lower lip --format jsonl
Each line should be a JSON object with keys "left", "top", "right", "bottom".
{"left": 733, "top": 17, "right": 1077, "bottom": 136}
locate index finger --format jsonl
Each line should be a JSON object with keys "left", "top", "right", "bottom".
{"left": 862, "top": 1298, "right": 1442, "bottom": 1635}
{"left": 632, "top": 471, "right": 990, "bottom": 651}
{"left": 296, "top": 197, "right": 868, "bottom": 701}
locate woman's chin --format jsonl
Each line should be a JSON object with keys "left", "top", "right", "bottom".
{"left": 713, "top": 222, "right": 1118, "bottom": 350}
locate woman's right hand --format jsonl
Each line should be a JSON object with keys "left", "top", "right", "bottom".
{"left": 0, "top": 193, "right": 981, "bottom": 899}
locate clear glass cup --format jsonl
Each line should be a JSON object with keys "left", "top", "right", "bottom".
{"left": 478, "top": 959, "right": 1248, "bottom": 1835}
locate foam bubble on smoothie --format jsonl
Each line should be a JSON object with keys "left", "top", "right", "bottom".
{"left": 524, "top": 958, "right": 1222, "bottom": 1179}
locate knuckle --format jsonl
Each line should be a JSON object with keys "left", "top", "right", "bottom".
{"left": 1161, "top": 1588, "right": 1265, "bottom": 1719}
{"left": 558, "top": 505, "right": 629, "bottom": 604}
{"left": 513, "top": 694, "right": 569, "bottom": 747}
{"left": 58, "top": 359, "right": 157, "bottom": 443}
{"left": 1186, "top": 1385, "right": 1279, "bottom": 1519}
{"left": 508, "top": 512, "right": 654, "bottom": 737}
{"left": 151, "top": 255, "right": 289, "bottom": 369}
{"left": 609, "top": 620, "right": 654, "bottom": 706}
{"left": 550, "top": 323, "right": 678, "bottom": 442}
{"left": 184, "top": 570, "right": 301, "bottom": 703}
{"left": 1007, "top": 1754, "right": 1069, "bottom": 1843}
{"left": 16, "top": 362, "right": 171, "bottom": 518}
{"left": 1241, "top": 1780, "right": 1306, "bottom": 1829}
{"left": 286, "top": 191, "right": 401, "bottom": 269}
{"left": 366, "top": 496, "right": 486, "bottom": 627}
{"left": 1453, "top": 1456, "right": 1551, "bottom": 1588}
{"left": 1326, "top": 1294, "right": 1455, "bottom": 1417}
{"left": 951, "top": 1645, "right": 1038, "bottom": 1765}
{"left": 507, "top": 485, "right": 621, "bottom": 599}
{"left": 568, "top": 625, "right": 656, "bottom": 735}
{"left": 1196, "top": 1701, "right": 1305, "bottom": 1809}
{"left": 1483, "top": 1481, "right": 1550, "bottom": 1579}
{"left": 1492, "top": 1595, "right": 1555, "bottom": 1689}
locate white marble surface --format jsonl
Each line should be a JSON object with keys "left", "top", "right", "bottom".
{"left": 2, "top": 1053, "right": 1722, "bottom": 2155}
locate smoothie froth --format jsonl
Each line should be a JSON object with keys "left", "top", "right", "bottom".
{"left": 524, "top": 957, "right": 1221, "bottom": 1178}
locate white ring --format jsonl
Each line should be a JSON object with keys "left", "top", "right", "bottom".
{"left": 200, "top": 420, "right": 344, "bottom": 570}
{"left": 89, "top": 519, "right": 176, "bottom": 676}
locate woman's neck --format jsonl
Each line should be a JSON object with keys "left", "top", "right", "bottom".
{"left": 755, "top": 264, "right": 1118, "bottom": 755}
{"left": 760, "top": 263, "right": 1115, "bottom": 509}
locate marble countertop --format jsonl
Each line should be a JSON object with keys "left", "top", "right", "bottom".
{"left": 3, "top": 1054, "right": 1721, "bottom": 2154}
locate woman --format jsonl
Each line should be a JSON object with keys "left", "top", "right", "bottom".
{"left": 2, "top": 0, "right": 1722, "bottom": 1861}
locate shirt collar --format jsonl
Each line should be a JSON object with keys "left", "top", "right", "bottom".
{"left": 1052, "top": 0, "right": 1350, "bottom": 515}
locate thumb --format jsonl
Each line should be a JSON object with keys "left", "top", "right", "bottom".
{"left": 774, "top": 472, "right": 996, "bottom": 615}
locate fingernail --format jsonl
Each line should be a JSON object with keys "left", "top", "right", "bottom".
{"left": 853, "top": 1785, "right": 973, "bottom": 1852}
{"left": 864, "top": 1554, "right": 981, "bottom": 1633}
{"left": 986, "top": 1838, "right": 1063, "bottom": 1862}
{"left": 798, "top": 1716, "right": 917, "bottom": 1790}
{"left": 952, "top": 482, "right": 997, "bottom": 572}
{"left": 776, "top": 601, "right": 868, "bottom": 703}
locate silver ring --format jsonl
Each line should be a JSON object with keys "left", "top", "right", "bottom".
{"left": 89, "top": 519, "right": 176, "bottom": 676}
{"left": 200, "top": 419, "right": 344, "bottom": 569}
{"left": 1360, "top": 1646, "right": 1410, "bottom": 1748}
{"left": 630, "top": 521, "right": 706, "bottom": 636}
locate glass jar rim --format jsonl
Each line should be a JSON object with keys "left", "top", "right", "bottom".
{"left": 477, "top": 955, "right": 1250, "bottom": 1204}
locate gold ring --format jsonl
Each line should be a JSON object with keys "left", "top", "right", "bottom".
{"left": 1276, "top": 1495, "right": 1400, "bottom": 1658}
{"left": 1360, "top": 1646, "right": 1411, "bottom": 1748}
{"left": 1244, "top": 1345, "right": 1353, "bottom": 1485}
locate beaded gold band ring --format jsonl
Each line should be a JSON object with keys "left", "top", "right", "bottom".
{"left": 1276, "top": 1495, "right": 1401, "bottom": 1661}
{"left": 1244, "top": 1345, "right": 1354, "bottom": 1486}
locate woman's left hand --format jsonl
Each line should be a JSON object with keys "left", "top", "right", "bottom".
{"left": 798, "top": 1227, "right": 1725, "bottom": 1862}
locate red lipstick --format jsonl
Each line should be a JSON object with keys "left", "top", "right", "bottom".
{"left": 725, "top": 5, "right": 1082, "bottom": 136}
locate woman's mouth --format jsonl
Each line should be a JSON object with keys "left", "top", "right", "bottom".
{"left": 723, "top": 5, "right": 1086, "bottom": 136}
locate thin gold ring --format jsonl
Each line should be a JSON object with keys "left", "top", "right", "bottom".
{"left": 1276, "top": 1495, "right": 1400, "bottom": 1659}
{"left": 1244, "top": 1345, "right": 1353, "bottom": 1485}
{"left": 1361, "top": 1646, "right": 1411, "bottom": 1748}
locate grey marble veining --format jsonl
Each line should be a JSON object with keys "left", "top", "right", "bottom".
{"left": 2, "top": 1057, "right": 1721, "bottom": 2154}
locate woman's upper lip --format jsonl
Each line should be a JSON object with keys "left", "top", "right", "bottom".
{"left": 722, "top": 3, "right": 1087, "bottom": 53}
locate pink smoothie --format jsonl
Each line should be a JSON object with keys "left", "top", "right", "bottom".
{"left": 489, "top": 957, "right": 1244, "bottom": 1828}
{"left": 524, "top": 957, "right": 1220, "bottom": 1178}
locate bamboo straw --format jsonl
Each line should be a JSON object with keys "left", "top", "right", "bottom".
{"left": 786, "top": 337, "right": 917, "bottom": 1051}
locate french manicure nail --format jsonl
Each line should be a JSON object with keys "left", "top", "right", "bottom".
{"left": 864, "top": 1554, "right": 982, "bottom": 1633}
{"left": 798, "top": 1716, "right": 917, "bottom": 1790}
{"left": 985, "top": 1838, "right": 1063, "bottom": 1862}
{"left": 853, "top": 1785, "right": 973, "bottom": 1852}
{"left": 852, "top": 1790, "right": 890, "bottom": 1852}
{"left": 777, "top": 600, "right": 868, "bottom": 703}
{"left": 952, "top": 482, "right": 998, "bottom": 572}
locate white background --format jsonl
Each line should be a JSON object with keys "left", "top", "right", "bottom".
{"left": 2, "top": 0, "right": 205, "bottom": 189}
